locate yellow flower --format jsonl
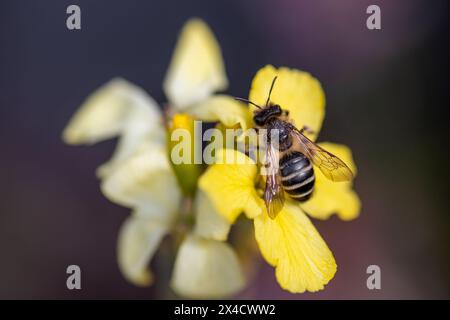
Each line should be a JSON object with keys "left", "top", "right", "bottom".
{"left": 199, "top": 65, "right": 361, "bottom": 293}
{"left": 62, "top": 15, "right": 360, "bottom": 297}
{"left": 163, "top": 19, "right": 250, "bottom": 131}
{"left": 62, "top": 18, "right": 246, "bottom": 298}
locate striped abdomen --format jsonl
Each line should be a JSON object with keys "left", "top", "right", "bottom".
{"left": 280, "top": 151, "right": 315, "bottom": 202}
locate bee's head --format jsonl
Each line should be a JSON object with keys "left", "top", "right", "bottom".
{"left": 235, "top": 76, "right": 282, "bottom": 126}
{"left": 253, "top": 103, "right": 282, "bottom": 126}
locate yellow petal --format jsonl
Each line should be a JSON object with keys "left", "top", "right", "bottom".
{"left": 199, "top": 149, "right": 265, "bottom": 223}
{"left": 249, "top": 65, "right": 325, "bottom": 140}
{"left": 167, "top": 113, "right": 202, "bottom": 196}
{"left": 117, "top": 214, "right": 168, "bottom": 286}
{"left": 100, "top": 143, "right": 181, "bottom": 223}
{"left": 254, "top": 201, "right": 336, "bottom": 293}
{"left": 193, "top": 191, "right": 231, "bottom": 241}
{"left": 97, "top": 128, "right": 166, "bottom": 179}
{"left": 163, "top": 19, "right": 227, "bottom": 109}
{"left": 302, "top": 142, "right": 361, "bottom": 220}
{"left": 62, "top": 78, "right": 165, "bottom": 179}
{"left": 62, "top": 78, "right": 162, "bottom": 145}
{"left": 170, "top": 235, "right": 245, "bottom": 298}
{"left": 188, "top": 95, "right": 251, "bottom": 131}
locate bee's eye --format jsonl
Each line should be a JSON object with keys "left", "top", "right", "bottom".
{"left": 253, "top": 114, "right": 265, "bottom": 126}
{"left": 274, "top": 105, "right": 282, "bottom": 115}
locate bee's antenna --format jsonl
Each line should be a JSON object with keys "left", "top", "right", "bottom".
{"left": 265, "top": 76, "right": 278, "bottom": 106}
{"left": 234, "top": 97, "right": 262, "bottom": 109}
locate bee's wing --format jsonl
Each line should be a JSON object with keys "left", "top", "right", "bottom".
{"left": 263, "top": 142, "right": 285, "bottom": 219}
{"left": 291, "top": 128, "right": 354, "bottom": 182}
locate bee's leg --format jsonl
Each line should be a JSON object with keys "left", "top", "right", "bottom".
{"left": 300, "top": 125, "right": 315, "bottom": 135}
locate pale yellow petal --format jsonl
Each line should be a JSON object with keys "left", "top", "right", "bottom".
{"left": 100, "top": 143, "right": 181, "bottom": 224}
{"left": 170, "top": 235, "right": 245, "bottom": 298}
{"left": 63, "top": 78, "right": 163, "bottom": 145}
{"left": 249, "top": 65, "right": 325, "bottom": 140}
{"left": 199, "top": 149, "right": 265, "bottom": 223}
{"left": 117, "top": 215, "right": 168, "bottom": 286}
{"left": 254, "top": 202, "right": 336, "bottom": 293}
{"left": 97, "top": 129, "right": 166, "bottom": 179}
{"left": 188, "top": 95, "right": 251, "bottom": 131}
{"left": 163, "top": 19, "right": 228, "bottom": 109}
{"left": 193, "top": 191, "right": 231, "bottom": 241}
{"left": 62, "top": 78, "right": 165, "bottom": 179}
{"left": 302, "top": 142, "right": 361, "bottom": 220}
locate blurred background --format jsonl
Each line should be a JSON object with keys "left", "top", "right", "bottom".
{"left": 0, "top": 0, "right": 449, "bottom": 299}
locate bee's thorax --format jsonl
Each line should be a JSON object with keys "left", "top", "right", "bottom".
{"left": 266, "top": 118, "right": 293, "bottom": 152}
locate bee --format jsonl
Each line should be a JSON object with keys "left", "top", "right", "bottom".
{"left": 236, "top": 77, "right": 354, "bottom": 218}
